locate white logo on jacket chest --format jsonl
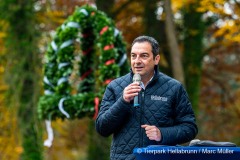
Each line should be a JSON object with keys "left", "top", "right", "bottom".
{"left": 151, "top": 95, "right": 168, "bottom": 101}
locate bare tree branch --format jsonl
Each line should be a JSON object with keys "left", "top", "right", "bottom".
{"left": 164, "top": 0, "right": 185, "bottom": 85}
{"left": 111, "top": 0, "right": 139, "bottom": 18}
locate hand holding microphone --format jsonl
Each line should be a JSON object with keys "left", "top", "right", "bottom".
{"left": 133, "top": 73, "right": 141, "bottom": 107}
{"left": 123, "top": 73, "right": 141, "bottom": 107}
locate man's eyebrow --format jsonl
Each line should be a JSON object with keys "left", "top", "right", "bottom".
{"left": 140, "top": 52, "right": 149, "bottom": 55}
{"left": 131, "top": 52, "right": 149, "bottom": 54}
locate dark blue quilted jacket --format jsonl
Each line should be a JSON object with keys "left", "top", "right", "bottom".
{"left": 95, "top": 67, "right": 198, "bottom": 160}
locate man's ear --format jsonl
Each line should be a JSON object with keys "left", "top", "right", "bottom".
{"left": 154, "top": 55, "right": 160, "bottom": 65}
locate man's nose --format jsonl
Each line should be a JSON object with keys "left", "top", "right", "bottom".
{"left": 135, "top": 56, "right": 141, "bottom": 62}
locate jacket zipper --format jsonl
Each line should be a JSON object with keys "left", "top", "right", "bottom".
{"left": 140, "top": 90, "right": 145, "bottom": 147}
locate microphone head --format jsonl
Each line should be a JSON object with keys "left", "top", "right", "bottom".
{"left": 133, "top": 73, "right": 141, "bottom": 83}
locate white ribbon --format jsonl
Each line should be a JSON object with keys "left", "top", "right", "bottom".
{"left": 57, "top": 77, "right": 68, "bottom": 85}
{"left": 51, "top": 41, "right": 58, "bottom": 51}
{"left": 58, "top": 62, "right": 70, "bottom": 69}
{"left": 114, "top": 28, "right": 120, "bottom": 37}
{"left": 58, "top": 97, "right": 70, "bottom": 118}
{"left": 44, "top": 120, "right": 54, "bottom": 147}
{"left": 61, "top": 22, "right": 80, "bottom": 30}
{"left": 44, "top": 90, "right": 53, "bottom": 95}
{"left": 43, "top": 76, "right": 54, "bottom": 88}
{"left": 79, "top": 8, "right": 88, "bottom": 16}
{"left": 61, "top": 24, "right": 66, "bottom": 30}
{"left": 67, "top": 22, "right": 80, "bottom": 28}
{"left": 60, "top": 39, "right": 74, "bottom": 49}
{"left": 118, "top": 53, "right": 127, "bottom": 67}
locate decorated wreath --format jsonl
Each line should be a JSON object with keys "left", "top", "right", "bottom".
{"left": 38, "top": 5, "right": 128, "bottom": 121}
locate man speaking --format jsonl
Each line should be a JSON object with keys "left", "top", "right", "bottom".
{"left": 95, "top": 36, "right": 198, "bottom": 160}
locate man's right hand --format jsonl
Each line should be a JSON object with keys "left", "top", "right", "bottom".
{"left": 123, "top": 82, "right": 141, "bottom": 103}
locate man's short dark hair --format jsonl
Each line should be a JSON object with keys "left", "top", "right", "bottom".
{"left": 132, "top": 35, "right": 160, "bottom": 58}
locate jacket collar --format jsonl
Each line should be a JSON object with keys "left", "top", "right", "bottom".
{"left": 130, "top": 65, "right": 160, "bottom": 81}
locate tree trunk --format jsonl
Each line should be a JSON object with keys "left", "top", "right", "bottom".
{"left": 164, "top": 0, "right": 185, "bottom": 86}
{"left": 183, "top": 3, "right": 205, "bottom": 113}
{"left": 1, "top": 0, "right": 43, "bottom": 159}
{"left": 96, "top": 0, "right": 115, "bottom": 18}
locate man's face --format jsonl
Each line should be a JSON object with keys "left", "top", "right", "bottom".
{"left": 130, "top": 42, "right": 160, "bottom": 81}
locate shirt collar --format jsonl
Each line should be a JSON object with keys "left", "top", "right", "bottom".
{"left": 139, "top": 71, "right": 155, "bottom": 90}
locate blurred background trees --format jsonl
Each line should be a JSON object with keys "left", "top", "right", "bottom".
{"left": 0, "top": 0, "right": 240, "bottom": 159}
{"left": 0, "top": 0, "right": 43, "bottom": 159}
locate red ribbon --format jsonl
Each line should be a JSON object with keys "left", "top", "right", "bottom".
{"left": 105, "top": 59, "right": 115, "bottom": 66}
{"left": 82, "top": 48, "right": 92, "bottom": 55}
{"left": 80, "top": 69, "right": 93, "bottom": 80}
{"left": 103, "top": 44, "right": 114, "bottom": 51}
{"left": 82, "top": 33, "right": 91, "bottom": 38}
{"left": 91, "top": 12, "right": 95, "bottom": 16}
{"left": 104, "top": 79, "right": 113, "bottom": 85}
{"left": 93, "top": 97, "right": 99, "bottom": 120}
{"left": 100, "top": 26, "right": 109, "bottom": 35}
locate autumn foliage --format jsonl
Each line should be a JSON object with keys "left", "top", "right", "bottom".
{"left": 0, "top": 0, "right": 240, "bottom": 159}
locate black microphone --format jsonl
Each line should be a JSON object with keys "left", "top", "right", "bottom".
{"left": 133, "top": 73, "right": 141, "bottom": 107}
